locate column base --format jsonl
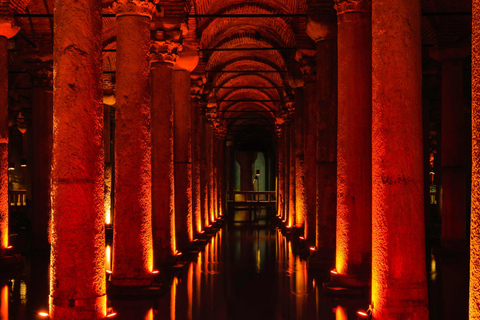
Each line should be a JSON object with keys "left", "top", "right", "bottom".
{"left": 323, "top": 272, "right": 370, "bottom": 297}
{"left": 49, "top": 295, "right": 107, "bottom": 320}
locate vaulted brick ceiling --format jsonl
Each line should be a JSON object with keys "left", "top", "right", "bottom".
{"left": 7, "top": 0, "right": 473, "bottom": 148}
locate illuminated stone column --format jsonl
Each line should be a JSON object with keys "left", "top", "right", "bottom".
{"left": 294, "top": 86, "right": 306, "bottom": 229}
{"left": 332, "top": 0, "right": 372, "bottom": 287}
{"left": 289, "top": 122, "right": 296, "bottom": 228}
{"left": 372, "top": 0, "right": 428, "bottom": 318}
{"left": 150, "top": 38, "right": 180, "bottom": 264}
{"left": 296, "top": 50, "right": 318, "bottom": 243}
{"left": 0, "top": 10, "right": 19, "bottom": 258}
{"left": 283, "top": 124, "right": 290, "bottom": 223}
{"left": 173, "top": 47, "right": 198, "bottom": 251}
{"left": 199, "top": 111, "right": 208, "bottom": 228}
{"left": 205, "top": 123, "right": 214, "bottom": 225}
{"left": 275, "top": 123, "right": 285, "bottom": 219}
{"left": 30, "top": 65, "right": 53, "bottom": 253}
{"left": 430, "top": 47, "right": 469, "bottom": 249}
{"left": 471, "top": 0, "right": 480, "bottom": 317}
{"left": 191, "top": 94, "right": 202, "bottom": 235}
{"left": 51, "top": 0, "right": 105, "bottom": 318}
{"left": 113, "top": 0, "right": 155, "bottom": 286}
{"left": 307, "top": 15, "right": 337, "bottom": 265}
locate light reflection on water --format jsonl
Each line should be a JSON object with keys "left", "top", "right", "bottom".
{"left": 3, "top": 216, "right": 460, "bottom": 320}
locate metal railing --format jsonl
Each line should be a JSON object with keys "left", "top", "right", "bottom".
{"left": 10, "top": 190, "right": 27, "bottom": 207}
{"left": 228, "top": 191, "right": 276, "bottom": 203}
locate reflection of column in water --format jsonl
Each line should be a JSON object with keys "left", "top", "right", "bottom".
{"left": 335, "top": 305, "right": 348, "bottom": 320}
{"left": 146, "top": 308, "right": 153, "bottom": 320}
{"left": 188, "top": 263, "right": 193, "bottom": 320}
{"left": 196, "top": 253, "right": 202, "bottom": 317}
{"left": 288, "top": 241, "right": 295, "bottom": 319}
{"left": 1, "top": 285, "right": 8, "bottom": 319}
{"left": 105, "top": 245, "right": 112, "bottom": 271}
{"left": 171, "top": 277, "right": 178, "bottom": 320}
{"left": 295, "top": 255, "right": 307, "bottom": 319}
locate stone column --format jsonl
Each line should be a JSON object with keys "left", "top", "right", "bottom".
{"left": 296, "top": 50, "right": 318, "bottom": 244}
{"left": 372, "top": 0, "right": 428, "bottom": 318}
{"left": 293, "top": 86, "right": 306, "bottom": 229}
{"left": 29, "top": 65, "right": 54, "bottom": 253}
{"left": 0, "top": 10, "right": 19, "bottom": 258}
{"left": 283, "top": 124, "right": 290, "bottom": 224}
{"left": 306, "top": 13, "right": 337, "bottom": 267}
{"left": 191, "top": 94, "right": 202, "bottom": 235}
{"left": 275, "top": 123, "right": 285, "bottom": 219}
{"left": 173, "top": 47, "right": 198, "bottom": 251}
{"left": 471, "top": 0, "right": 480, "bottom": 317}
{"left": 206, "top": 123, "right": 214, "bottom": 225}
{"left": 51, "top": 0, "right": 105, "bottom": 318}
{"left": 150, "top": 37, "right": 180, "bottom": 264}
{"left": 199, "top": 112, "right": 208, "bottom": 229}
{"left": 113, "top": 0, "right": 155, "bottom": 286}
{"left": 331, "top": 0, "right": 372, "bottom": 288}
{"left": 430, "top": 47, "right": 469, "bottom": 250}
{"left": 288, "top": 122, "right": 296, "bottom": 228}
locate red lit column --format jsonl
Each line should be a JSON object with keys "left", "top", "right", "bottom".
{"left": 173, "top": 63, "right": 195, "bottom": 251}
{"left": 294, "top": 86, "right": 306, "bottom": 229}
{"left": 296, "top": 49, "right": 318, "bottom": 244}
{"left": 289, "top": 122, "right": 296, "bottom": 228}
{"left": 191, "top": 95, "right": 202, "bottom": 235}
{"left": 331, "top": 0, "right": 372, "bottom": 287}
{"left": 276, "top": 124, "right": 285, "bottom": 219}
{"left": 471, "top": 0, "right": 480, "bottom": 316}
{"left": 113, "top": 0, "right": 155, "bottom": 286}
{"left": 150, "top": 40, "right": 180, "bottom": 264}
{"left": 308, "top": 18, "right": 337, "bottom": 266}
{"left": 205, "top": 123, "right": 214, "bottom": 225}
{"left": 430, "top": 47, "right": 469, "bottom": 249}
{"left": 51, "top": 0, "right": 105, "bottom": 318}
{"left": 372, "top": 0, "right": 429, "bottom": 318}
{"left": 283, "top": 124, "right": 290, "bottom": 223}
{"left": 0, "top": 11, "right": 19, "bottom": 258}
{"left": 29, "top": 65, "right": 54, "bottom": 253}
{"left": 199, "top": 111, "right": 208, "bottom": 229}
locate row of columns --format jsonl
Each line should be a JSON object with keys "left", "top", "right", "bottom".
{"left": 45, "top": 0, "right": 226, "bottom": 318}
{"left": 277, "top": 0, "right": 432, "bottom": 318}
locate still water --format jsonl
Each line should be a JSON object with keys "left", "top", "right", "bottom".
{"left": 0, "top": 211, "right": 467, "bottom": 320}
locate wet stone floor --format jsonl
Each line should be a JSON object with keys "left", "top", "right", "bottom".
{"left": 0, "top": 209, "right": 470, "bottom": 320}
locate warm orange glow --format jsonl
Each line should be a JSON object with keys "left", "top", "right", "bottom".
{"left": 357, "top": 311, "right": 368, "bottom": 317}
{"left": 171, "top": 277, "right": 178, "bottom": 320}
{"left": 38, "top": 311, "right": 49, "bottom": 318}
{"left": 309, "top": 246, "right": 316, "bottom": 251}
{"left": 106, "top": 312, "right": 117, "bottom": 318}
{"left": 146, "top": 308, "right": 153, "bottom": 320}
{"left": 105, "top": 245, "right": 112, "bottom": 271}
{"left": 176, "top": 251, "right": 182, "bottom": 256}
{"left": 330, "top": 270, "right": 338, "bottom": 275}
{"left": 335, "top": 306, "right": 347, "bottom": 320}
{"left": 187, "top": 263, "right": 193, "bottom": 320}
{"left": 6, "top": 245, "right": 12, "bottom": 249}
{"left": 299, "top": 236, "right": 305, "bottom": 240}
{"left": 105, "top": 208, "right": 111, "bottom": 225}
{"left": 106, "top": 270, "right": 112, "bottom": 274}
{"left": 1, "top": 285, "right": 8, "bottom": 319}
{"left": 152, "top": 270, "right": 159, "bottom": 274}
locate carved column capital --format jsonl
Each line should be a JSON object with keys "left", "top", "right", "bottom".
{"left": 150, "top": 40, "right": 182, "bottom": 64}
{"left": 113, "top": 0, "right": 156, "bottom": 18}
{"left": 295, "top": 49, "right": 317, "bottom": 82}
{"left": 334, "top": 0, "right": 371, "bottom": 15}
{"left": 275, "top": 117, "right": 285, "bottom": 138}
{"left": 0, "top": 4, "right": 20, "bottom": 39}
